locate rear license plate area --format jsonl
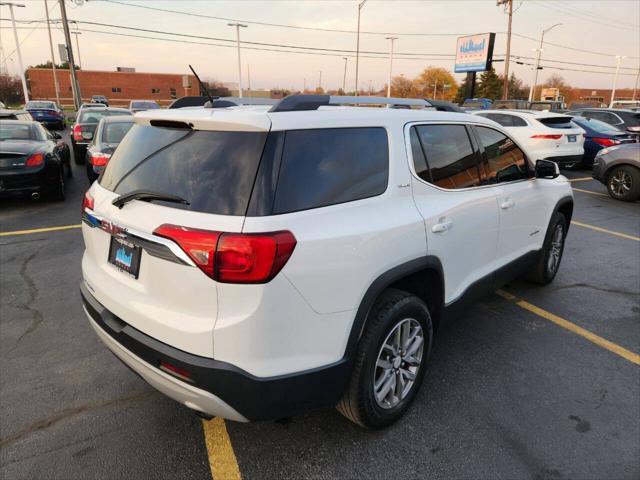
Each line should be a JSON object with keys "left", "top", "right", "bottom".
{"left": 108, "top": 236, "right": 141, "bottom": 278}
{"left": 567, "top": 135, "right": 576, "bottom": 142}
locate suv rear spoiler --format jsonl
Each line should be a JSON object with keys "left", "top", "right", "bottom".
{"left": 270, "top": 95, "right": 433, "bottom": 112}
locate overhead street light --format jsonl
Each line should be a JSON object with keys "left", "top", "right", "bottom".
{"left": 528, "top": 23, "right": 562, "bottom": 103}
{"left": 0, "top": 2, "right": 29, "bottom": 102}
{"left": 70, "top": 31, "right": 83, "bottom": 69}
{"left": 385, "top": 37, "right": 397, "bottom": 99}
{"left": 228, "top": 23, "right": 247, "bottom": 98}
{"left": 354, "top": 0, "right": 367, "bottom": 96}
{"left": 610, "top": 55, "right": 627, "bottom": 108}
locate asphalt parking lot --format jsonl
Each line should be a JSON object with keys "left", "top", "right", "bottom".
{"left": 1, "top": 130, "right": 639, "bottom": 480}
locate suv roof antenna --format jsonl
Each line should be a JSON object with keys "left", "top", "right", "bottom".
{"left": 188, "top": 65, "right": 215, "bottom": 106}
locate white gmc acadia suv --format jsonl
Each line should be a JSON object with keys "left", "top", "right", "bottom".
{"left": 80, "top": 95, "right": 574, "bottom": 428}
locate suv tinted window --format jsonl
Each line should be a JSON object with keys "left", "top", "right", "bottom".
{"left": 79, "top": 110, "right": 131, "bottom": 124}
{"left": 586, "top": 111, "right": 622, "bottom": 125}
{"left": 100, "top": 125, "right": 268, "bottom": 215}
{"left": 475, "top": 126, "right": 529, "bottom": 184}
{"left": 413, "top": 124, "right": 481, "bottom": 189}
{"left": 482, "top": 113, "right": 527, "bottom": 127}
{"left": 272, "top": 128, "right": 388, "bottom": 214}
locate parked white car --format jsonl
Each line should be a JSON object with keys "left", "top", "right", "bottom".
{"left": 80, "top": 96, "right": 574, "bottom": 428}
{"left": 471, "top": 110, "right": 585, "bottom": 169}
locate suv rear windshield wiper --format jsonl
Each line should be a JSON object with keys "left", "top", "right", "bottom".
{"left": 112, "top": 189, "right": 190, "bottom": 209}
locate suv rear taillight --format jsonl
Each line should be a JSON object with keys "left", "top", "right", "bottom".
{"left": 530, "top": 134, "right": 562, "bottom": 140}
{"left": 73, "top": 124, "right": 83, "bottom": 141}
{"left": 154, "top": 224, "right": 296, "bottom": 283}
{"left": 82, "top": 190, "right": 94, "bottom": 212}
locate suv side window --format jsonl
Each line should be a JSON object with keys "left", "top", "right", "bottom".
{"left": 272, "top": 127, "right": 389, "bottom": 214}
{"left": 412, "top": 124, "right": 481, "bottom": 189}
{"left": 587, "top": 111, "right": 622, "bottom": 125}
{"left": 475, "top": 126, "right": 529, "bottom": 184}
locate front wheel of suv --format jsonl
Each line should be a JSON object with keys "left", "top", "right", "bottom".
{"left": 526, "top": 212, "right": 567, "bottom": 284}
{"left": 337, "top": 289, "right": 433, "bottom": 429}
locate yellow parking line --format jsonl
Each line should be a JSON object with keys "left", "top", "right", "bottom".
{"left": 571, "top": 187, "right": 609, "bottom": 197}
{"left": 568, "top": 177, "right": 593, "bottom": 182}
{"left": 202, "top": 418, "right": 241, "bottom": 480}
{"left": 571, "top": 220, "right": 640, "bottom": 242}
{"left": 0, "top": 224, "right": 81, "bottom": 237}
{"left": 497, "top": 290, "right": 640, "bottom": 366}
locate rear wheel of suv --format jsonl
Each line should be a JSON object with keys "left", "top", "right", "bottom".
{"left": 526, "top": 212, "right": 567, "bottom": 284}
{"left": 606, "top": 165, "right": 640, "bottom": 202}
{"left": 337, "top": 289, "right": 433, "bottom": 429}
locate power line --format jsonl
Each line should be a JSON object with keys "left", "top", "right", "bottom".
{"left": 102, "top": 0, "right": 639, "bottom": 60}
{"left": 535, "top": 0, "right": 640, "bottom": 31}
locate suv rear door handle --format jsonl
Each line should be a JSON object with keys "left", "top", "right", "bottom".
{"left": 432, "top": 221, "right": 453, "bottom": 233}
{"left": 500, "top": 200, "right": 515, "bottom": 210}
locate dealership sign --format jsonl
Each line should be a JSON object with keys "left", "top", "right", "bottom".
{"left": 454, "top": 33, "right": 496, "bottom": 73}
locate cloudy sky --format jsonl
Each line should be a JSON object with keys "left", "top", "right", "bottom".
{"left": 1, "top": 0, "right": 639, "bottom": 91}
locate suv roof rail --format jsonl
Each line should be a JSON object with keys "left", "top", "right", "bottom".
{"left": 204, "top": 97, "right": 279, "bottom": 108}
{"left": 269, "top": 95, "right": 431, "bottom": 112}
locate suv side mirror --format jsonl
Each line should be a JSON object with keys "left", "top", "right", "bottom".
{"left": 52, "top": 132, "right": 62, "bottom": 140}
{"left": 535, "top": 159, "right": 560, "bottom": 179}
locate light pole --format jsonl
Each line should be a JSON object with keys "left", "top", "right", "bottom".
{"left": 59, "top": 0, "right": 82, "bottom": 109}
{"left": 44, "top": 0, "right": 60, "bottom": 105}
{"left": 342, "top": 57, "right": 348, "bottom": 93}
{"left": 610, "top": 55, "right": 627, "bottom": 108}
{"left": 71, "top": 31, "right": 82, "bottom": 69}
{"left": 319, "top": 70, "right": 322, "bottom": 91}
{"left": 385, "top": 36, "right": 397, "bottom": 98}
{"left": 497, "top": 0, "right": 513, "bottom": 100}
{"left": 432, "top": 81, "right": 438, "bottom": 99}
{"left": 1, "top": 2, "right": 28, "bottom": 103}
{"left": 228, "top": 23, "right": 247, "bottom": 98}
{"left": 354, "top": 0, "right": 367, "bottom": 96}
{"left": 632, "top": 68, "right": 639, "bottom": 102}
{"left": 528, "top": 23, "right": 562, "bottom": 103}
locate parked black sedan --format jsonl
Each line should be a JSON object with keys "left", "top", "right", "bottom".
{"left": 71, "top": 107, "right": 131, "bottom": 164}
{"left": 0, "top": 121, "right": 70, "bottom": 200}
{"left": 86, "top": 115, "right": 134, "bottom": 182}
{"left": 571, "top": 116, "right": 638, "bottom": 168}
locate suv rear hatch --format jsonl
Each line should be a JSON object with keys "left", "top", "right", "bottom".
{"left": 82, "top": 113, "right": 271, "bottom": 357}
{"left": 534, "top": 116, "right": 584, "bottom": 153}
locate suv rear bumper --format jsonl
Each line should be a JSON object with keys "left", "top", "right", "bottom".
{"left": 80, "top": 282, "right": 351, "bottom": 421}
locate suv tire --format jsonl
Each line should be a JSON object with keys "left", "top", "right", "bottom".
{"left": 337, "top": 289, "right": 433, "bottom": 429}
{"left": 526, "top": 212, "right": 567, "bottom": 284}
{"left": 606, "top": 165, "right": 640, "bottom": 202}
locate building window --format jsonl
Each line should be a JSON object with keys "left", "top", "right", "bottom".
{"left": 111, "top": 87, "right": 122, "bottom": 93}
{"left": 151, "top": 88, "right": 160, "bottom": 94}
{"left": 169, "top": 87, "right": 177, "bottom": 99}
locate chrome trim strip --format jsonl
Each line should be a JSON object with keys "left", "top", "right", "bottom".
{"left": 82, "top": 208, "right": 196, "bottom": 267}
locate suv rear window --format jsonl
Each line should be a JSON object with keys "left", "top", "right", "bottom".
{"left": 272, "top": 127, "right": 388, "bottom": 214}
{"left": 538, "top": 117, "right": 574, "bottom": 129}
{"left": 100, "top": 125, "right": 268, "bottom": 216}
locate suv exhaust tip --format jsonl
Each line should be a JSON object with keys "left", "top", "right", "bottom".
{"left": 31, "top": 192, "right": 40, "bottom": 200}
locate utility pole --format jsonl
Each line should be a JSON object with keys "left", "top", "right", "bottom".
{"left": 1, "top": 2, "right": 28, "bottom": 103}
{"left": 342, "top": 57, "right": 348, "bottom": 93}
{"left": 497, "top": 0, "right": 513, "bottom": 100}
{"left": 432, "top": 81, "right": 437, "bottom": 99}
{"left": 528, "top": 23, "right": 562, "bottom": 103}
{"left": 610, "top": 55, "right": 626, "bottom": 108}
{"left": 247, "top": 64, "right": 251, "bottom": 91}
{"left": 303, "top": 77, "right": 306, "bottom": 92}
{"left": 385, "top": 37, "right": 397, "bottom": 98}
{"left": 44, "top": 0, "right": 60, "bottom": 105}
{"left": 632, "top": 67, "right": 640, "bottom": 102}
{"left": 354, "top": 0, "right": 367, "bottom": 96}
{"left": 71, "top": 31, "right": 82, "bottom": 69}
{"left": 59, "top": 0, "right": 82, "bottom": 109}
{"left": 228, "top": 23, "right": 247, "bottom": 98}
{"left": 319, "top": 70, "right": 322, "bottom": 90}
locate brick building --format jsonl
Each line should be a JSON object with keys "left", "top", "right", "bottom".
{"left": 27, "top": 68, "right": 198, "bottom": 107}
{"left": 565, "top": 88, "right": 637, "bottom": 107}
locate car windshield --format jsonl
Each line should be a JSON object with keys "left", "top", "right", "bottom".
{"left": 0, "top": 123, "right": 42, "bottom": 141}
{"left": 132, "top": 101, "right": 160, "bottom": 109}
{"left": 25, "top": 101, "right": 56, "bottom": 110}
{"left": 79, "top": 110, "right": 132, "bottom": 124}
{"left": 103, "top": 122, "right": 134, "bottom": 144}
{"left": 573, "top": 117, "right": 623, "bottom": 134}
